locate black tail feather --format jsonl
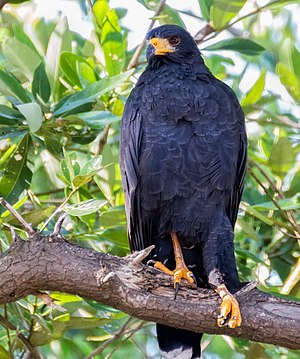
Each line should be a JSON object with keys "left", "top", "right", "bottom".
{"left": 156, "top": 324, "right": 202, "bottom": 358}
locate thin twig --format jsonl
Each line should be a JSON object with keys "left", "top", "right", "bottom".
{"left": 281, "top": 258, "right": 300, "bottom": 295}
{"left": 0, "top": 198, "right": 35, "bottom": 236}
{"left": 9, "top": 225, "right": 19, "bottom": 243}
{"left": 39, "top": 187, "right": 78, "bottom": 232}
{"left": 249, "top": 159, "right": 300, "bottom": 237}
{"left": 0, "top": 314, "right": 42, "bottom": 359}
{"left": 127, "top": 0, "right": 167, "bottom": 70}
{"left": 248, "top": 168, "right": 296, "bottom": 231}
{"left": 105, "top": 321, "right": 146, "bottom": 359}
{"left": 52, "top": 213, "right": 68, "bottom": 236}
{"left": 84, "top": 317, "right": 134, "bottom": 359}
{"left": 33, "top": 291, "right": 67, "bottom": 313}
{"left": 4, "top": 304, "right": 12, "bottom": 358}
{"left": 96, "top": 125, "right": 110, "bottom": 156}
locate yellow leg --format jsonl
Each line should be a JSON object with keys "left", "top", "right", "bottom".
{"left": 154, "top": 233, "right": 195, "bottom": 297}
{"left": 216, "top": 284, "right": 242, "bottom": 328}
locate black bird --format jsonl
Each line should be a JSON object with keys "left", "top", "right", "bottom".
{"left": 120, "top": 24, "right": 247, "bottom": 358}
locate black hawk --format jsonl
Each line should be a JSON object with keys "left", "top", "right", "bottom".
{"left": 120, "top": 25, "right": 247, "bottom": 358}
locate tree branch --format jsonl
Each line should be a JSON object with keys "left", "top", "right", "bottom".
{"left": 0, "top": 234, "right": 300, "bottom": 350}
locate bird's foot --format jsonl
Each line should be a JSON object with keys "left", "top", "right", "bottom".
{"left": 216, "top": 284, "right": 242, "bottom": 328}
{"left": 154, "top": 261, "right": 195, "bottom": 299}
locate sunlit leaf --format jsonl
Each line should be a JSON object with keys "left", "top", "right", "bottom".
{"left": 276, "top": 62, "right": 300, "bottom": 101}
{"left": 93, "top": 0, "right": 126, "bottom": 76}
{"left": 60, "top": 52, "right": 97, "bottom": 87}
{"left": 45, "top": 17, "right": 72, "bottom": 99}
{"left": 269, "top": 137, "right": 295, "bottom": 177}
{"left": 211, "top": 0, "right": 247, "bottom": 30}
{"left": 241, "top": 68, "right": 266, "bottom": 106}
{"left": 64, "top": 199, "right": 107, "bottom": 216}
{"left": 2, "top": 38, "right": 42, "bottom": 81}
{"left": 73, "top": 156, "right": 102, "bottom": 187}
{"left": 199, "top": 0, "right": 213, "bottom": 21}
{"left": 50, "top": 293, "right": 83, "bottom": 303}
{"left": 158, "top": 5, "right": 185, "bottom": 27}
{"left": 53, "top": 70, "right": 133, "bottom": 116}
{"left": 17, "top": 103, "right": 43, "bottom": 133}
{"left": 12, "top": 23, "right": 40, "bottom": 55}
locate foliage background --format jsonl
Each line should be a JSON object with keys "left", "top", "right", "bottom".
{"left": 0, "top": 0, "right": 300, "bottom": 357}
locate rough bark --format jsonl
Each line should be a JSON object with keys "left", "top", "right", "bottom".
{"left": 0, "top": 233, "right": 300, "bottom": 350}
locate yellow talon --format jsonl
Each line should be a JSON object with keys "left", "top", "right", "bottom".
{"left": 216, "top": 285, "right": 242, "bottom": 328}
{"left": 153, "top": 233, "right": 195, "bottom": 298}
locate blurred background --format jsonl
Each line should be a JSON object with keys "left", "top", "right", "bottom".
{"left": 0, "top": 0, "right": 300, "bottom": 358}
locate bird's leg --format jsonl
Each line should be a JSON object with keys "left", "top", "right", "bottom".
{"left": 154, "top": 233, "right": 195, "bottom": 298}
{"left": 215, "top": 284, "right": 242, "bottom": 329}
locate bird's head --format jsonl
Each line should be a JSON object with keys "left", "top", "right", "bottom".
{"left": 146, "top": 25, "right": 201, "bottom": 64}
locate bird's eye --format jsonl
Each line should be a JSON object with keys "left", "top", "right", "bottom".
{"left": 169, "top": 35, "right": 180, "bottom": 46}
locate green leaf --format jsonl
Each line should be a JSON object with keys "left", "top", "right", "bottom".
{"left": 199, "top": 0, "right": 213, "bottom": 21}
{"left": 43, "top": 129, "right": 62, "bottom": 158}
{"left": 100, "top": 206, "right": 126, "bottom": 227}
{"left": 17, "top": 103, "right": 43, "bottom": 133}
{"left": 12, "top": 23, "right": 40, "bottom": 55}
{"left": 211, "top": 0, "right": 247, "bottom": 30}
{"left": 50, "top": 293, "right": 83, "bottom": 303}
{"left": 159, "top": 5, "right": 186, "bottom": 27}
{"left": 0, "top": 133, "right": 31, "bottom": 199}
{"left": 236, "top": 247, "right": 265, "bottom": 265}
{"left": 0, "top": 70, "right": 31, "bottom": 103}
{"left": 244, "top": 205, "right": 274, "bottom": 226}
{"left": 203, "top": 38, "right": 265, "bottom": 56}
{"left": 9, "top": 206, "right": 55, "bottom": 227}
{"left": 72, "top": 111, "right": 120, "bottom": 129}
{"left": 73, "top": 156, "right": 102, "bottom": 187}
{"left": 45, "top": 17, "right": 72, "bottom": 99}
{"left": 0, "top": 345, "right": 10, "bottom": 359}
{"left": 276, "top": 62, "right": 300, "bottom": 101}
{"left": 60, "top": 149, "right": 77, "bottom": 185}
{"left": 253, "top": 193, "right": 300, "bottom": 211}
{"left": 53, "top": 70, "right": 133, "bottom": 116}
{"left": 93, "top": 1, "right": 126, "bottom": 76}
{"left": 2, "top": 38, "right": 42, "bottom": 82}
{"left": 33, "top": 18, "right": 56, "bottom": 55}
{"left": 64, "top": 199, "right": 107, "bottom": 216}
{"left": 241, "top": 68, "right": 266, "bottom": 106}
{"left": 32, "top": 62, "right": 51, "bottom": 103}
{"left": 60, "top": 52, "right": 96, "bottom": 87}
{"left": 0, "top": 105, "right": 24, "bottom": 125}
{"left": 269, "top": 137, "right": 295, "bottom": 177}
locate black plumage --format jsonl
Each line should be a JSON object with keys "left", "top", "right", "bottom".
{"left": 120, "top": 25, "right": 247, "bottom": 358}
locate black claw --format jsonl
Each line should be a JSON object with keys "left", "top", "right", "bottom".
{"left": 191, "top": 273, "right": 197, "bottom": 287}
{"left": 147, "top": 259, "right": 157, "bottom": 266}
{"left": 174, "top": 282, "right": 180, "bottom": 300}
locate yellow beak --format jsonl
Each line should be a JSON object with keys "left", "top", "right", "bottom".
{"left": 149, "top": 38, "right": 175, "bottom": 55}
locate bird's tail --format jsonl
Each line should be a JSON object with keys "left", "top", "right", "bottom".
{"left": 156, "top": 324, "right": 202, "bottom": 358}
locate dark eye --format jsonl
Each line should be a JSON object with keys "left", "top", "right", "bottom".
{"left": 169, "top": 35, "right": 180, "bottom": 46}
